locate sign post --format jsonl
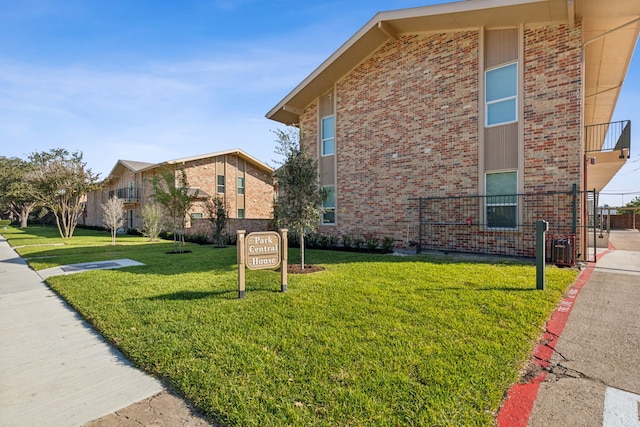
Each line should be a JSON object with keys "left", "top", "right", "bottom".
{"left": 280, "top": 229, "right": 288, "bottom": 292}
{"left": 237, "top": 230, "right": 246, "bottom": 298}
{"left": 237, "top": 229, "right": 287, "bottom": 298}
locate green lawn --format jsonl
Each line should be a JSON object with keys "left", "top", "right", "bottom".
{"left": 4, "top": 226, "right": 577, "bottom": 426}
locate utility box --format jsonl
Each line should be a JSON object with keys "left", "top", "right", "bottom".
{"left": 546, "top": 234, "right": 576, "bottom": 267}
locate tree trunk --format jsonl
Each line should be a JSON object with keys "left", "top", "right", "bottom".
{"left": 300, "top": 227, "right": 305, "bottom": 269}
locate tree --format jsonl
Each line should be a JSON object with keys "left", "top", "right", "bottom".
{"left": 626, "top": 196, "right": 640, "bottom": 208}
{"left": 273, "top": 126, "right": 325, "bottom": 269}
{"left": 204, "top": 196, "right": 228, "bottom": 247}
{"left": 0, "top": 156, "right": 39, "bottom": 228}
{"left": 26, "top": 149, "right": 100, "bottom": 238}
{"left": 101, "top": 196, "right": 125, "bottom": 245}
{"left": 150, "top": 168, "right": 199, "bottom": 253}
{"left": 141, "top": 203, "right": 164, "bottom": 242}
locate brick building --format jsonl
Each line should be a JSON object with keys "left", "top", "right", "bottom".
{"left": 267, "top": 0, "right": 638, "bottom": 260}
{"left": 84, "top": 149, "right": 275, "bottom": 236}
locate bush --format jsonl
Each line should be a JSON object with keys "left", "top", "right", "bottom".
{"left": 0, "top": 219, "right": 11, "bottom": 227}
{"left": 185, "top": 233, "right": 210, "bottom": 245}
{"left": 365, "top": 235, "right": 379, "bottom": 251}
{"left": 381, "top": 237, "right": 395, "bottom": 253}
{"left": 353, "top": 237, "right": 364, "bottom": 250}
{"left": 341, "top": 234, "right": 354, "bottom": 249}
{"left": 127, "top": 228, "right": 143, "bottom": 236}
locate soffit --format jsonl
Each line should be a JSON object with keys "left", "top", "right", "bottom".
{"left": 267, "top": 0, "right": 570, "bottom": 124}
{"left": 580, "top": 0, "right": 640, "bottom": 127}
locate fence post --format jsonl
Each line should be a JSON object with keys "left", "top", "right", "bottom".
{"left": 536, "top": 220, "right": 548, "bottom": 290}
{"left": 281, "top": 229, "right": 288, "bottom": 292}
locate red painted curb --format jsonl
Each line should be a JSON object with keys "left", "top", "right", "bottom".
{"left": 496, "top": 249, "right": 611, "bottom": 426}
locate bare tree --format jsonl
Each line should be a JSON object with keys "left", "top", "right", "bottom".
{"left": 101, "top": 196, "right": 125, "bottom": 245}
{"left": 204, "top": 196, "right": 228, "bottom": 247}
{"left": 27, "top": 149, "right": 100, "bottom": 238}
{"left": 141, "top": 203, "right": 164, "bottom": 242}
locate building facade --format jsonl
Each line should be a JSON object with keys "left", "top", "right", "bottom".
{"left": 84, "top": 149, "right": 275, "bottom": 235}
{"left": 267, "top": 0, "right": 638, "bottom": 260}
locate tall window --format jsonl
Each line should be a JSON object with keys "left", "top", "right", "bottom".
{"left": 237, "top": 176, "right": 245, "bottom": 195}
{"left": 486, "top": 171, "right": 517, "bottom": 229}
{"left": 237, "top": 208, "right": 245, "bottom": 219}
{"left": 322, "top": 186, "right": 335, "bottom": 224}
{"left": 321, "top": 115, "right": 335, "bottom": 156}
{"left": 217, "top": 175, "right": 225, "bottom": 194}
{"left": 485, "top": 62, "right": 517, "bottom": 127}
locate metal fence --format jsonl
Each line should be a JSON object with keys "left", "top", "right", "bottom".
{"left": 409, "top": 185, "right": 594, "bottom": 263}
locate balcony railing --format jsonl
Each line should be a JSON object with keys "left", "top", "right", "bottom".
{"left": 108, "top": 188, "right": 141, "bottom": 203}
{"left": 585, "top": 120, "right": 631, "bottom": 158}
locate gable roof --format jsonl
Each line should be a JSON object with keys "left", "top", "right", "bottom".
{"left": 267, "top": 0, "right": 640, "bottom": 128}
{"left": 139, "top": 148, "right": 274, "bottom": 173}
{"left": 106, "top": 159, "right": 155, "bottom": 180}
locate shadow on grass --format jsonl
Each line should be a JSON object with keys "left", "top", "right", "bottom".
{"left": 418, "top": 286, "right": 538, "bottom": 292}
{"left": 148, "top": 290, "right": 237, "bottom": 301}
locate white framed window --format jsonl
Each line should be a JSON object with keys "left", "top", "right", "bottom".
{"left": 190, "top": 213, "right": 203, "bottom": 219}
{"left": 322, "top": 186, "right": 335, "bottom": 224}
{"left": 485, "top": 171, "right": 518, "bottom": 229}
{"left": 237, "top": 177, "right": 245, "bottom": 195}
{"left": 321, "top": 115, "right": 335, "bottom": 156}
{"left": 485, "top": 62, "right": 517, "bottom": 127}
{"left": 217, "top": 175, "right": 225, "bottom": 194}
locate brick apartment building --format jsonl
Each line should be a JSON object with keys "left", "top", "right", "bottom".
{"left": 267, "top": 0, "right": 638, "bottom": 261}
{"left": 84, "top": 149, "right": 275, "bottom": 236}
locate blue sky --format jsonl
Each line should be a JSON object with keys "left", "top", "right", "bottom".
{"left": 0, "top": 0, "right": 638, "bottom": 206}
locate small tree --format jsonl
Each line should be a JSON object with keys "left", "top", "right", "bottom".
{"left": 27, "top": 149, "right": 100, "bottom": 238}
{"left": 150, "top": 168, "right": 198, "bottom": 253}
{"left": 273, "top": 126, "right": 325, "bottom": 269}
{"left": 204, "top": 196, "right": 229, "bottom": 247}
{"left": 101, "top": 196, "right": 125, "bottom": 245}
{"left": 0, "top": 156, "right": 39, "bottom": 228}
{"left": 141, "top": 203, "right": 163, "bottom": 242}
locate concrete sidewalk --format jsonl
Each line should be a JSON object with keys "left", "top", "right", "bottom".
{"left": 528, "top": 230, "right": 640, "bottom": 426}
{"left": 0, "top": 234, "right": 208, "bottom": 426}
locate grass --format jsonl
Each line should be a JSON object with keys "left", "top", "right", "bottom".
{"left": 3, "top": 225, "right": 578, "bottom": 426}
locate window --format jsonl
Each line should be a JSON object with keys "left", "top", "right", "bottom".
{"left": 237, "top": 177, "right": 245, "bottom": 195}
{"left": 322, "top": 186, "right": 335, "bottom": 224}
{"left": 321, "top": 115, "right": 335, "bottom": 156}
{"left": 217, "top": 175, "right": 225, "bottom": 194}
{"left": 237, "top": 208, "right": 245, "bottom": 219}
{"left": 190, "top": 213, "right": 203, "bottom": 219}
{"left": 486, "top": 171, "right": 518, "bottom": 229}
{"left": 486, "top": 63, "right": 517, "bottom": 126}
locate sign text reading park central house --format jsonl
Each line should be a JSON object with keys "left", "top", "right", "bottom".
{"left": 236, "top": 229, "right": 288, "bottom": 298}
{"left": 246, "top": 232, "right": 281, "bottom": 270}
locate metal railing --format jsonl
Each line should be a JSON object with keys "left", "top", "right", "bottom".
{"left": 108, "top": 187, "right": 141, "bottom": 203}
{"left": 585, "top": 120, "right": 631, "bottom": 158}
{"left": 409, "top": 186, "right": 594, "bottom": 264}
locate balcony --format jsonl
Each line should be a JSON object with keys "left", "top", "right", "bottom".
{"left": 584, "top": 120, "right": 631, "bottom": 192}
{"left": 108, "top": 187, "right": 141, "bottom": 203}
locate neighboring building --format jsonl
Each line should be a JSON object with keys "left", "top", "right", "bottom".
{"left": 267, "top": 0, "right": 639, "bottom": 261}
{"left": 84, "top": 149, "right": 275, "bottom": 235}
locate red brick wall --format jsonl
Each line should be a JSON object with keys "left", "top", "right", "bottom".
{"left": 299, "top": 24, "right": 583, "bottom": 251}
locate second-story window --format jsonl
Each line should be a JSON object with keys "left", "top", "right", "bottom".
{"left": 321, "top": 115, "right": 335, "bottom": 156}
{"left": 217, "top": 175, "right": 225, "bottom": 194}
{"left": 485, "top": 62, "right": 517, "bottom": 127}
{"left": 237, "top": 176, "right": 245, "bottom": 195}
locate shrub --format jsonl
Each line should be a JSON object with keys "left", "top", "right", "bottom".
{"left": 381, "top": 237, "right": 395, "bottom": 253}
{"left": 0, "top": 219, "right": 11, "bottom": 227}
{"left": 353, "top": 237, "right": 364, "bottom": 250}
{"left": 341, "top": 234, "right": 354, "bottom": 249}
{"left": 365, "top": 235, "right": 379, "bottom": 251}
{"left": 185, "top": 233, "right": 209, "bottom": 245}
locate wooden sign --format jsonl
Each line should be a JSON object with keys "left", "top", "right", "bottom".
{"left": 237, "top": 229, "right": 288, "bottom": 298}
{"left": 245, "top": 231, "right": 281, "bottom": 270}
